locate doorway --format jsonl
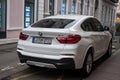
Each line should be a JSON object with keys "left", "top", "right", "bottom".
{"left": 0, "top": 0, "right": 7, "bottom": 39}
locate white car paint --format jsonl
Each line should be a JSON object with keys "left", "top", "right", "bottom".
{"left": 17, "top": 15, "right": 112, "bottom": 69}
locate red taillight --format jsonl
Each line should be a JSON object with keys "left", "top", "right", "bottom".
{"left": 19, "top": 32, "right": 29, "bottom": 40}
{"left": 17, "top": 48, "right": 23, "bottom": 50}
{"left": 56, "top": 34, "right": 81, "bottom": 44}
{"left": 61, "top": 54, "right": 75, "bottom": 56}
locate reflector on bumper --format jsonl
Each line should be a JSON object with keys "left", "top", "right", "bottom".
{"left": 27, "top": 61, "right": 56, "bottom": 68}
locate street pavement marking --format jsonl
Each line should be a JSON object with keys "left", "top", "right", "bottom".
{"left": 1, "top": 66, "right": 14, "bottom": 71}
{"left": 112, "top": 49, "right": 120, "bottom": 56}
{"left": 11, "top": 72, "right": 39, "bottom": 80}
{"left": 17, "top": 63, "right": 26, "bottom": 66}
{"left": 0, "top": 63, "right": 25, "bottom": 72}
{"left": 57, "top": 73, "right": 64, "bottom": 80}
{"left": 0, "top": 64, "right": 29, "bottom": 80}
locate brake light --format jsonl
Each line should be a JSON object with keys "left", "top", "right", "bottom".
{"left": 61, "top": 54, "right": 75, "bottom": 56}
{"left": 17, "top": 48, "right": 23, "bottom": 50}
{"left": 19, "top": 32, "right": 29, "bottom": 40}
{"left": 56, "top": 34, "right": 81, "bottom": 44}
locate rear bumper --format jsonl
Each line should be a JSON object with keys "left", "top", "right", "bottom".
{"left": 17, "top": 52, "right": 75, "bottom": 69}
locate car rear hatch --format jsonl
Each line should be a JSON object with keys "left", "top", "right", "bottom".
{"left": 20, "top": 28, "right": 70, "bottom": 56}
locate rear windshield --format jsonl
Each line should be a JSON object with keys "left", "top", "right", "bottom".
{"left": 31, "top": 19, "right": 75, "bottom": 28}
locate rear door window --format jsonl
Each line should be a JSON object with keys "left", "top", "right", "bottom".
{"left": 31, "top": 19, "right": 74, "bottom": 29}
{"left": 92, "top": 18, "right": 104, "bottom": 31}
{"left": 81, "top": 18, "right": 104, "bottom": 32}
{"left": 81, "top": 18, "right": 95, "bottom": 31}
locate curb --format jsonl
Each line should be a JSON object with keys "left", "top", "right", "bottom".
{"left": 0, "top": 64, "right": 28, "bottom": 80}
{"left": 0, "top": 38, "right": 18, "bottom": 45}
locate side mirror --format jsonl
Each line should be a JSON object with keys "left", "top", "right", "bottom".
{"left": 104, "top": 26, "right": 110, "bottom": 31}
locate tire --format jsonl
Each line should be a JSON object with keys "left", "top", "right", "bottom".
{"left": 106, "top": 40, "right": 112, "bottom": 57}
{"left": 82, "top": 51, "right": 93, "bottom": 77}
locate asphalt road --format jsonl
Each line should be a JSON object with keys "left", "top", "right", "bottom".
{"left": 0, "top": 44, "right": 83, "bottom": 80}
{"left": 0, "top": 43, "right": 19, "bottom": 69}
{"left": 0, "top": 43, "right": 120, "bottom": 80}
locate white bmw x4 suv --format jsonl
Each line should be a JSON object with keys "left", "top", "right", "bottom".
{"left": 17, "top": 15, "right": 112, "bottom": 76}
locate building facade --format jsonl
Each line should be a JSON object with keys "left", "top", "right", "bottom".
{"left": 0, "top": 0, "right": 44, "bottom": 39}
{"left": 44, "top": 0, "right": 118, "bottom": 30}
{"left": 116, "top": 0, "right": 120, "bottom": 32}
{"left": 0, "top": 0, "right": 118, "bottom": 39}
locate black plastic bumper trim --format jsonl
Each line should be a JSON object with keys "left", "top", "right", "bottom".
{"left": 17, "top": 52, "right": 75, "bottom": 69}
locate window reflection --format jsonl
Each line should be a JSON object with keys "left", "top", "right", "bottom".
{"left": 0, "top": 0, "right": 6, "bottom": 32}
{"left": 61, "top": 0, "right": 67, "bottom": 15}
{"left": 49, "top": 0, "right": 54, "bottom": 15}
{"left": 25, "top": 0, "right": 34, "bottom": 28}
{"left": 72, "top": 0, "right": 76, "bottom": 14}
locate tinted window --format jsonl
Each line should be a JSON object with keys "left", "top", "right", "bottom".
{"left": 81, "top": 18, "right": 95, "bottom": 31}
{"left": 92, "top": 18, "right": 104, "bottom": 31}
{"left": 81, "top": 18, "right": 104, "bottom": 32}
{"left": 31, "top": 19, "right": 74, "bottom": 29}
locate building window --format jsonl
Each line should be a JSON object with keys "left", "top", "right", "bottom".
{"left": 0, "top": 3, "right": 2, "bottom": 29}
{"left": 25, "top": 0, "right": 34, "bottom": 28}
{"left": 111, "top": 9, "right": 113, "bottom": 26}
{"left": 101, "top": 5, "right": 105, "bottom": 25}
{"left": 108, "top": 8, "right": 111, "bottom": 27}
{"left": 110, "top": 9, "right": 113, "bottom": 26}
{"left": 0, "top": 0, "right": 6, "bottom": 31}
{"left": 105, "top": 6, "right": 108, "bottom": 26}
{"left": 61, "top": 0, "right": 67, "bottom": 15}
{"left": 80, "top": 0, "right": 84, "bottom": 14}
{"left": 94, "top": 0, "right": 99, "bottom": 17}
{"left": 112, "top": 10, "right": 115, "bottom": 26}
{"left": 72, "top": 0, "right": 76, "bottom": 14}
{"left": 0, "top": 0, "right": 6, "bottom": 38}
{"left": 86, "top": 0, "right": 90, "bottom": 15}
{"left": 49, "top": 0, "right": 54, "bottom": 15}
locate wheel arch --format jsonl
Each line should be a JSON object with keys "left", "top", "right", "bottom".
{"left": 81, "top": 45, "right": 94, "bottom": 77}
{"left": 85, "top": 45, "right": 94, "bottom": 58}
{"left": 82, "top": 45, "right": 94, "bottom": 67}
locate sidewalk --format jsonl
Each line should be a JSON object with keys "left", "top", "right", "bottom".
{"left": 0, "top": 38, "right": 18, "bottom": 45}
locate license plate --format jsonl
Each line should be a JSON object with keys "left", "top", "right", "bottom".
{"left": 32, "top": 37, "right": 52, "bottom": 44}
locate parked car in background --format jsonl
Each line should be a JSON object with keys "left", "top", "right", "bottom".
{"left": 17, "top": 15, "right": 112, "bottom": 77}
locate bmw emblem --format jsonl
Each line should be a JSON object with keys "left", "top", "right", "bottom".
{"left": 38, "top": 32, "right": 43, "bottom": 37}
